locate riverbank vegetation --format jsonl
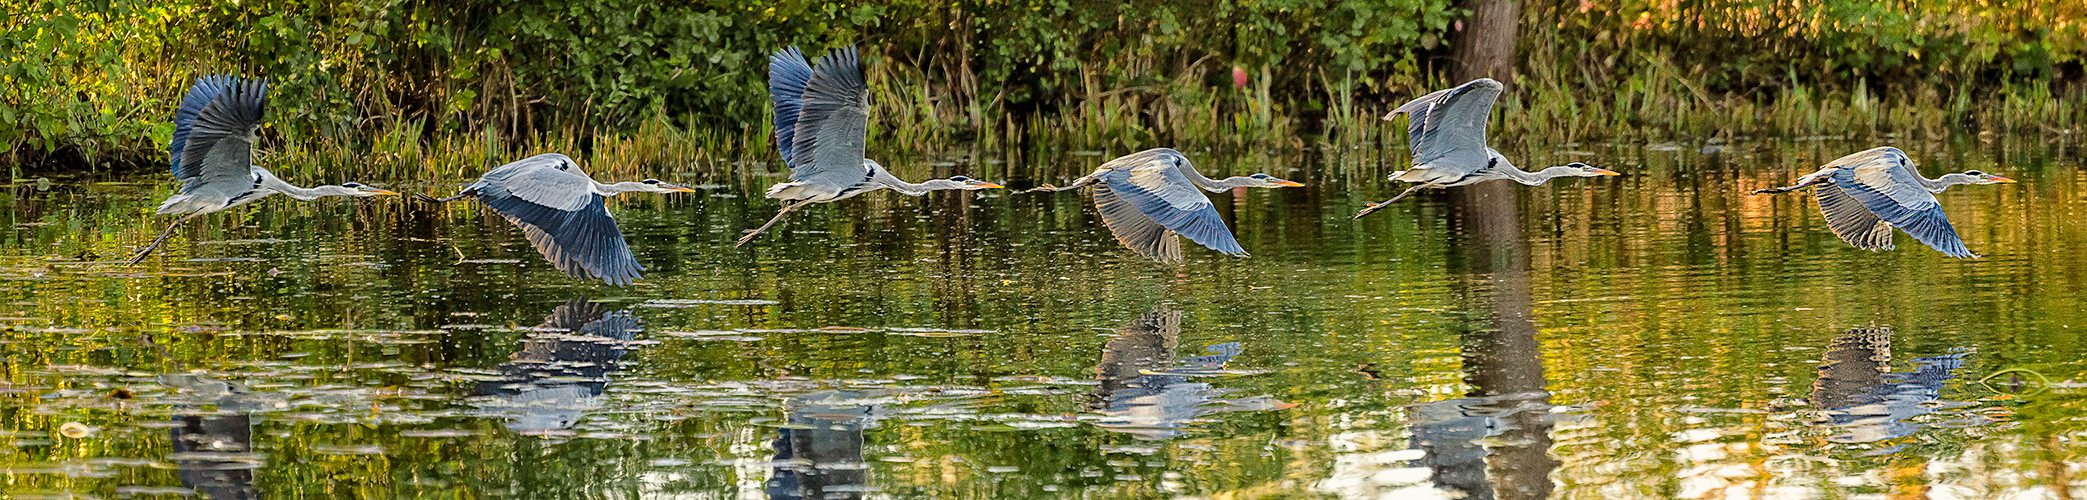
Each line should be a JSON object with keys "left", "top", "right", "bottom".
{"left": 3, "top": 0, "right": 2081, "bottom": 176}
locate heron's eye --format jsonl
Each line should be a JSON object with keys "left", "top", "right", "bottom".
{"left": 643, "top": 179, "right": 660, "bottom": 184}
{"left": 950, "top": 176, "right": 971, "bottom": 181}
{"left": 1966, "top": 170, "right": 1984, "bottom": 176}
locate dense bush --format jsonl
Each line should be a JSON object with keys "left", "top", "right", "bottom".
{"left": 1, "top": 0, "right": 2080, "bottom": 170}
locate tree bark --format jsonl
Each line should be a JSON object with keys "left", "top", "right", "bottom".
{"left": 1451, "top": 0, "right": 1521, "bottom": 86}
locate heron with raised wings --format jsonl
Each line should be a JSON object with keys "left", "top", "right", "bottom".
{"left": 1354, "top": 78, "right": 1619, "bottom": 219}
{"left": 416, "top": 153, "right": 696, "bottom": 286}
{"left": 127, "top": 75, "right": 399, "bottom": 264}
{"left": 737, "top": 45, "right": 1005, "bottom": 247}
{"left": 1752, "top": 146, "right": 2015, "bottom": 258}
{"left": 1023, "top": 148, "right": 1303, "bottom": 264}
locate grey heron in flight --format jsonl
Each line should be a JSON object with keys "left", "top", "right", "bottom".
{"left": 416, "top": 153, "right": 696, "bottom": 286}
{"left": 1023, "top": 148, "right": 1302, "bottom": 264}
{"left": 1355, "top": 78, "right": 1619, "bottom": 219}
{"left": 737, "top": 45, "right": 1004, "bottom": 248}
{"left": 127, "top": 75, "right": 398, "bottom": 264}
{"left": 1752, "top": 146, "right": 2015, "bottom": 258}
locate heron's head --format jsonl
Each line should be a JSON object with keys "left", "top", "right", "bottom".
{"left": 1247, "top": 173, "right": 1306, "bottom": 188}
{"left": 945, "top": 176, "right": 1005, "bottom": 190}
{"left": 1960, "top": 170, "right": 2017, "bottom": 185}
{"left": 638, "top": 178, "right": 700, "bottom": 193}
{"left": 338, "top": 182, "right": 400, "bottom": 197}
{"left": 1565, "top": 163, "right": 1622, "bottom": 177}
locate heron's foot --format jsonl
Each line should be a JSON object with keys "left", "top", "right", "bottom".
{"left": 1020, "top": 184, "right": 1060, "bottom": 194}
{"left": 1752, "top": 186, "right": 1795, "bottom": 194}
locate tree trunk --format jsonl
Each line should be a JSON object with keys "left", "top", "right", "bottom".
{"left": 1451, "top": 0, "right": 1521, "bottom": 86}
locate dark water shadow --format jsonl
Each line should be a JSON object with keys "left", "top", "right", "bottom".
{"left": 472, "top": 298, "right": 643, "bottom": 431}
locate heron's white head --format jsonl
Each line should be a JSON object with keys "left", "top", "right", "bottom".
{"left": 1950, "top": 170, "right": 2017, "bottom": 185}
{"left": 943, "top": 176, "right": 1005, "bottom": 190}
{"left": 1561, "top": 162, "right": 1622, "bottom": 177}
{"left": 1243, "top": 173, "right": 1306, "bottom": 188}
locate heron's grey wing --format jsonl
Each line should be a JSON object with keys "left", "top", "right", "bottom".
{"left": 768, "top": 47, "right": 814, "bottom": 162}
{"left": 1097, "top": 157, "right": 1247, "bottom": 262}
{"left": 1390, "top": 78, "right": 1502, "bottom": 178}
{"left": 1093, "top": 181, "right": 1184, "bottom": 264}
{"left": 788, "top": 46, "right": 872, "bottom": 189}
{"left": 473, "top": 158, "right": 644, "bottom": 285}
{"left": 1829, "top": 147, "right": 1976, "bottom": 258}
{"left": 172, "top": 76, "right": 267, "bottom": 198}
{"left": 1813, "top": 182, "right": 1895, "bottom": 251}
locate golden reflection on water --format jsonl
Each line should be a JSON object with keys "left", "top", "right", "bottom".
{"left": 0, "top": 139, "right": 2082, "bottom": 498}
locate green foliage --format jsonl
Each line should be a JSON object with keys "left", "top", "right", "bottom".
{"left": 0, "top": 0, "right": 2081, "bottom": 172}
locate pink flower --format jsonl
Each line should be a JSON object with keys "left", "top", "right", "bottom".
{"left": 1232, "top": 66, "right": 1249, "bottom": 88}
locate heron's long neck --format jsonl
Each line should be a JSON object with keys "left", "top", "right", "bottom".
{"left": 1176, "top": 164, "right": 1254, "bottom": 192}
{"left": 1917, "top": 174, "right": 1969, "bottom": 193}
{"left": 258, "top": 170, "right": 329, "bottom": 200}
{"left": 1501, "top": 166, "right": 1582, "bottom": 186}
{"left": 591, "top": 181, "right": 649, "bottom": 197}
{"left": 872, "top": 167, "right": 954, "bottom": 196}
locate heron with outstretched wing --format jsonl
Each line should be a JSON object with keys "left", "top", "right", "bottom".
{"left": 127, "top": 75, "right": 399, "bottom": 264}
{"left": 1355, "top": 78, "right": 1619, "bottom": 219}
{"left": 1024, "top": 148, "right": 1302, "bottom": 264}
{"left": 737, "top": 46, "right": 1004, "bottom": 247}
{"left": 1753, "top": 146, "right": 2015, "bottom": 258}
{"left": 416, "top": 153, "right": 696, "bottom": 286}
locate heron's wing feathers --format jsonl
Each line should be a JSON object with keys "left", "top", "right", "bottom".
{"left": 173, "top": 76, "right": 267, "bottom": 196}
{"left": 1093, "top": 181, "right": 1185, "bottom": 264}
{"left": 472, "top": 155, "right": 644, "bottom": 285}
{"left": 1814, "top": 183, "right": 1895, "bottom": 251}
{"left": 1391, "top": 78, "right": 1501, "bottom": 177}
{"left": 789, "top": 46, "right": 871, "bottom": 189}
{"left": 544, "top": 299, "right": 641, "bottom": 342}
{"left": 1827, "top": 148, "right": 1975, "bottom": 258}
{"left": 476, "top": 154, "right": 596, "bottom": 212}
{"left": 768, "top": 47, "right": 814, "bottom": 162}
{"left": 1097, "top": 157, "right": 1247, "bottom": 262}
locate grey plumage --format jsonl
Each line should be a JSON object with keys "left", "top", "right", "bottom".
{"left": 1753, "top": 146, "right": 2016, "bottom": 259}
{"left": 739, "top": 45, "right": 1003, "bottom": 247}
{"left": 1025, "top": 148, "right": 1302, "bottom": 264}
{"left": 1357, "top": 78, "right": 1619, "bottom": 218}
{"left": 423, "top": 153, "right": 696, "bottom": 286}
{"left": 128, "top": 75, "right": 396, "bottom": 265}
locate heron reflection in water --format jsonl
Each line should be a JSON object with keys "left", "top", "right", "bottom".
{"left": 1087, "top": 306, "right": 1292, "bottom": 440}
{"left": 767, "top": 391, "right": 876, "bottom": 500}
{"left": 1810, "top": 327, "right": 1981, "bottom": 445}
{"left": 161, "top": 372, "right": 270, "bottom": 500}
{"left": 471, "top": 298, "right": 642, "bottom": 431}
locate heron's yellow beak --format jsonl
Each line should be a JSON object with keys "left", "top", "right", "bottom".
{"left": 1274, "top": 180, "right": 1306, "bottom": 187}
{"left": 1989, "top": 175, "right": 2018, "bottom": 184}
{"left": 367, "top": 188, "right": 401, "bottom": 196}
{"left": 973, "top": 182, "right": 1006, "bottom": 189}
{"left": 667, "top": 185, "right": 700, "bottom": 193}
{"left": 1591, "top": 168, "right": 1622, "bottom": 176}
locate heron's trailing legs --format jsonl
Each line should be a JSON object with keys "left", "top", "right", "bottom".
{"left": 1019, "top": 174, "right": 1103, "bottom": 194}
{"left": 736, "top": 199, "right": 817, "bottom": 248}
{"left": 413, "top": 190, "right": 475, "bottom": 204}
{"left": 1353, "top": 184, "right": 1434, "bottom": 219}
{"left": 125, "top": 213, "right": 204, "bottom": 265}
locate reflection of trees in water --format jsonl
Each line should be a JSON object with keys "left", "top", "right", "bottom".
{"left": 1406, "top": 183, "right": 1560, "bottom": 500}
{"left": 162, "top": 373, "right": 263, "bottom": 500}
{"left": 766, "top": 391, "right": 872, "bottom": 500}
{"left": 1087, "top": 306, "right": 1290, "bottom": 440}
{"left": 1810, "top": 326, "right": 1977, "bottom": 446}
{"left": 472, "top": 299, "right": 642, "bottom": 432}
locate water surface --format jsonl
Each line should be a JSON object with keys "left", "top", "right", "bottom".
{"left": 1, "top": 138, "right": 2084, "bottom": 499}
